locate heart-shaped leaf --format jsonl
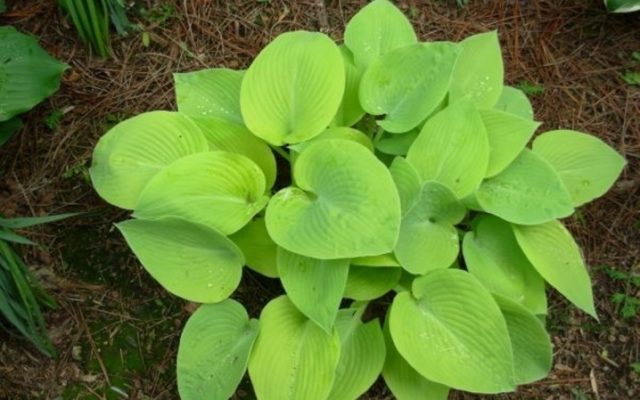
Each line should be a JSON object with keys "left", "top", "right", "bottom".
{"left": 343, "top": 0, "right": 417, "bottom": 70}
{"left": 277, "top": 248, "right": 350, "bottom": 332}
{"left": 90, "top": 111, "right": 209, "bottom": 209}
{"left": 406, "top": 101, "right": 490, "bottom": 198}
{"left": 480, "top": 109, "right": 541, "bottom": 177}
{"left": 117, "top": 218, "right": 244, "bottom": 303}
{"left": 329, "top": 304, "right": 386, "bottom": 400}
{"left": 332, "top": 46, "right": 365, "bottom": 127}
{"left": 266, "top": 140, "right": 401, "bottom": 259}
{"left": 513, "top": 220, "right": 596, "bottom": 318}
{"left": 494, "top": 295, "right": 552, "bottom": 385}
{"left": 229, "top": 217, "right": 278, "bottom": 278}
{"left": 248, "top": 296, "right": 341, "bottom": 400}
{"left": 532, "top": 130, "right": 626, "bottom": 207}
{"left": 344, "top": 265, "right": 401, "bottom": 301}
{"left": 476, "top": 149, "right": 574, "bottom": 225}
{"left": 394, "top": 182, "right": 466, "bottom": 274}
{"left": 462, "top": 215, "right": 547, "bottom": 314}
{"left": 0, "top": 26, "right": 67, "bottom": 121}
{"left": 190, "top": 117, "right": 277, "bottom": 189}
{"left": 389, "top": 269, "right": 515, "bottom": 393}
{"left": 134, "top": 151, "right": 269, "bottom": 235}
{"left": 494, "top": 86, "right": 533, "bottom": 119}
{"left": 360, "top": 42, "right": 460, "bottom": 133}
{"left": 240, "top": 31, "right": 344, "bottom": 146}
{"left": 177, "top": 299, "right": 259, "bottom": 400}
{"left": 450, "top": 31, "right": 503, "bottom": 109}
{"left": 382, "top": 316, "right": 450, "bottom": 400}
{"left": 174, "top": 68, "right": 244, "bottom": 125}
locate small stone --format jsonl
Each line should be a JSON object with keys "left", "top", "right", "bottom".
{"left": 71, "top": 345, "right": 82, "bottom": 361}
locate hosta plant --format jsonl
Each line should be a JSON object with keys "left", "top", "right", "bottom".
{"left": 89, "top": 1, "right": 626, "bottom": 398}
{"left": 0, "top": 26, "right": 67, "bottom": 145}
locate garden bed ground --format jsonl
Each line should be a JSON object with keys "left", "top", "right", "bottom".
{"left": 0, "top": 0, "right": 639, "bottom": 399}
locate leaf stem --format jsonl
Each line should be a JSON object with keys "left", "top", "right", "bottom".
{"left": 373, "top": 126, "right": 384, "bottom": 143}
{"left": 270, "top": 145, "right": 290, "bottom": 162}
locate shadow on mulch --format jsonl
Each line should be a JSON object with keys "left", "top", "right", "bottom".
{"left": 0, "top": 0, "right": 639, "bottom": 399}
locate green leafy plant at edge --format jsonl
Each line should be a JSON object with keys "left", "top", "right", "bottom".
{"left": 602, "top": 265, "right": 640, "bottom": 319}
{"left": 0, "top": 213, "right": 78, "bottom": 356}
{"left": 0, "top": 26, "right": 67, "bottom": 145}
{"left": 58, "top": 0, "right": 133, "bottom": 58}
{"left": 88, "top": 1, "right": 627, "bottom": 398}
{"left": 0, "top": 26, "right": 72, "bottom": 356}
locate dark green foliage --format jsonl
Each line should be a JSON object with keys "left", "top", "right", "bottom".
{"left": 58, "top": 0, "right": 132, "bottom": 58}
{"left": 0, "top": 213, "right": 78, "bottom": 356}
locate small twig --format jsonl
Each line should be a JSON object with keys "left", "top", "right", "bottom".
{"left": 315, "top": 0, "right": 329, "bottom": 32}
{"left": 74, "top": 305, "right": 111, "bottom": 386}
{"left": 590, "top": 369, "right": 600, "bottom": 400}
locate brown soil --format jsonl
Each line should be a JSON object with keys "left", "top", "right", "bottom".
{"left": 1, "top": 0, "right": 639, "bottom": 399}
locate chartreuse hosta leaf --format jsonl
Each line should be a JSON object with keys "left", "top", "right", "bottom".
{"left": 90, "top": 111, "right": 208, "bottom": 209}
{"left": 480, "top": 109, "right": 541, "bottom": 177}
{"left": 266, "top": 140, "right": 401, "bottom": 259}
{"left": 134, "top": 151, "right": 269, "bottom": 235}
{"left": 494, "top": 295, "right": 552, "bottom": 385}
{"left": 328, "top": 304, "right": 386, "bottom": 400}
{"left": 277, "top": 248, "right": 349, "bottom": 332}
{"left": 389, "top": 157, "right": 422, "bottom": 216}
{"left": 494, "top": 86, "right": 534, "bottom": 119}
{"left": 174, "top": 68, "right": 244, "bottom": 125}
{"left": 190, "top": 117, "right": 277, "bottom": 189}
{"left": 382, "top": 316, "right": 450, "bottom": 400}
{"left": 240, "top": 31, "right": 344, "bottom": 146}
{"left": 513, "top": 220, "right": 597, "bottom": 318}
{"left": 248, "top": 296, "right": 340, "bottom": 400}
{"left": 117, "top": 218, "right": 244, "bottom": 303}
{"left": 450, "top": 31, "right": 504, "bottom": 109}
{"left": 532, "top": 130, "right": 626, "bottom": 207}
{"left": 290, "top": 127, "right": 373, "bottom": 154}
{"left": 344, "top": 266, "right": 401, "bottom": 301}
{"left": 389, "top": 269, "right": 515, "bottom": 393}
{"left": 360, "top": 42, "right": 460, "bottom": 133}
{"left": 406, "top": 101, "right": 490, "bottom": 198}
{"left": 177, "top": 300, "right": 259, "bottom": 400}
{"left": 395, "top": 182, "right": 466, "bottom": 274}
{"left": 229, "top": 217, "right": 278, "bottom": 278}
{"left": 332, "top": 46, "right": 365, "bottom": 127}
{"left": 343, "top": 0, "right": 417, "bottom": 70}
{"left": 0, "top": 26, "right": 68, "bottom": 121}
{"left": 463, "top": 215, "right": 547, "bottom": 314}
{"left": 476, "top": 149, "right": 574, "bottom": 225}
